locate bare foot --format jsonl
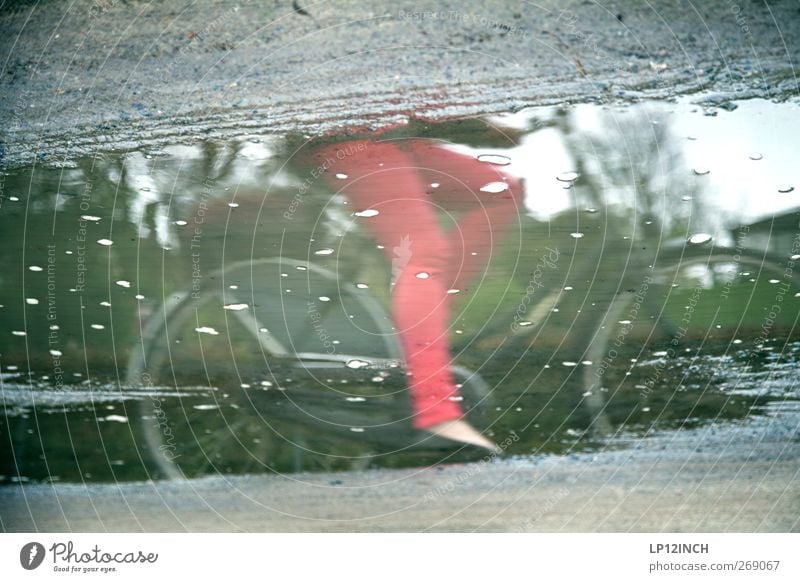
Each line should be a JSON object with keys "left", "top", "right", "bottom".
{"left": 424, "top": 419, "right": 501, "bottom": 453}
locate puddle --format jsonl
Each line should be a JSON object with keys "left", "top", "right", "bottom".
{"left": 2, "top": 95, "right": 800, "bottom": 483}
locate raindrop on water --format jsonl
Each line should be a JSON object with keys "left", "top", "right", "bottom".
{"left": 97, "top": 239, "right": 114, "bottom": 246}
{"left": 345, "top": 359, "right": 371, "bottom": 369}
{"left": 477, "top": 154, "right": 511, "bottom": 166}
{"left": 570, "top": 232, "right": 584, "bottom": 239}
{"left": 314, "top": 248, "right": 335, "bottom": 256}
{"left": 91, "top": 324, "right": 105, "bottom": 330}
{"left": 28, "top": 265, "right": 43, "bottom": 272}
{"left": 116, "top": 280, "right": 131, "bottom": 288}
{"left": 479, "top": 181, "right": 509, "bottom": 194}
{"left": 354, "top": 209, "right": 379, "bottom": 218}
{"left": 195, "top": 326, "right": 220, "bottom": 335}
{"left": 82, "top": 215, "right": 102, "bottom": 222}
{"left": 223, "top": 303, "right": 249, "bottom": 311}
{"left": 356, "top": 283, "right": 369, "bottom": 289}
{"left": 335, "top": 173, "right": 348, "bottom": 180}
{"left": 319, "top": 296, "right": 331, "bottom": 302}
{"left": 415, "top": 272, "right": 430, "bottom": 279}
{"left": 556, "top": 171, "right": 579, "bottom": 182}
{"left": 25, "top": 298, "right": 39, "bottom": 305}
{"left": 687, "top": 233, "right": 713, "bottom": 245}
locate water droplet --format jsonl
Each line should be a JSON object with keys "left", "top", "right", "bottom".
{"left": 295, "top": 265, "right": 307, "bottom": 271}
{"left": 733, "top": 339, "right": 742, "bottom": 344}
{"left": 224, "top": 303, "right": 249, "bottom": 311}
{"left": 345, "top": 359, "right": 371, "bottom": 369}
{"left": 479, "top": 181, "right": 509, "bottom": 194}
{"left": 335, "top": 173, "right": 348, "bottom": 180}
{"left": 134, "top": 294, "right": 145, "bottom": 300}
{"left": 777, "top": 185, "right": 794, "bottom": 193}
{"left": 349, "top": 427, "right": 365, "bottom": 432}
{"left": 355, "top": 283, "right": 369, "bottom": 289}
{"left": 562, "top": 361, "right": 577, "bottom": 367}
{"left": 100, "top": 301, "right": 111, "bottom": 307}
{"left": 174, "top": 220, "right": 188, "bottom": 226}
{"left": 116, "top": 280, "right": 131, "bottom": 288}
{"left": 259, "top": 327, "right": 269, "bottom": 333}
{"left": 618, "top": 319, "right": 632, "bottom": 325}
{"left": 582, "top": 360, "right": 592, "bottom": 366}
{"left": 681, "top": 195, "right": 693, "bottom": 202}
{"left": 687, "top": 233, "right": 712, "bottom": 245}
{"left": 97, "top": 239, "right": 114, "bottom": 246}
{"left": 446, "top": 288, "right": 460, "bottom": 294}
{"left": 564, "top": 286, "right": 573, "bottom": 291}
{"left": 749, "top": 152, "right": 763, "bottom": 161}
{"left": 28, "top": 265, "right": 43, "bottom": 272}
{"left": 314, "top": 248, "right": 335, "bottom": 255}
{"left": 518, "top": 321, "right": 533, "bottom": 327}
{"left": 585, "top": 208, "right": 598, "bottom": 213}
{"left": 8, "top": 196, "right": 19, "bottom": 201}
{"left": 570, "top": 232, "right": 584, "bottom": 239}
{"left": 653, "top": 350, "right": 668, "bottom": 357}
{"left": 25, "top": 298, "right": 39, "bottom": 305}
{"left": 430, "top": 182, "right": 440, "bottom": 188}
{"left": 82, "top": 215, "right": 102, "bottom": 221}
{"left": 195, "top": 326, "right": 220, "bottom": 335}
{"left": 768, "top": 279, "right": 780, "bottom": 284}
{"left": 346, "top": 396, "right": 366, "bottom": 402}
{"left": 228, "top": 202, "right": 239, "bottom": 208}
{"left": 12, "top": 330, "right": 26, "bottom": 336}
{"left": 193, "top": 404, "right": 219, "bottom": 411}
{"left": 91, "top": 324, "right": 105, "bottom": 330}
{"left": 261, "top": 380, "right": 273, "bottom": 387}
{"left": 319, "top": 296, "right": 331, "bottom": 302}
{"left": 415, "top": 272, "right": 430, "bottom": 279}
{"left": 49, "top": 349, "right": 62, "bottom": 357}
{"left": 693, "top": 167, "right": 710, "bottom": 176}
{"left": 354, "top": 209, "right": 379, "bottom": 218}
{"left": 104, "top": 414, "right": 129, "bottom": 423}
{"left": 371, "top": 376, "right": 384, "bottom": 383}
{"left": 556, "top": 171, "right": 579, "bottom": 182}
{"left": 477, "top": 154, "right": 511, "bottom": 166}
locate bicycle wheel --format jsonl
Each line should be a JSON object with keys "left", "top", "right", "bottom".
{"left": 128, "top": 257, "right": 494, "bottom": 478}
{"left": 583, "top": 244, "right": 800, "bottom": 431}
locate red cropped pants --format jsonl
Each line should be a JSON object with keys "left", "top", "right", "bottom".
{"left": 312, "top": 139, "right": 522, "bottom": 428}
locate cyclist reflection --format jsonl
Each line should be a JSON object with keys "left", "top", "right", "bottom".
{"left": 308, "top": 135, "right": 522, "bottom": 451}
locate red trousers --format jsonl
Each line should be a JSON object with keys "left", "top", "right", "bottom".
{"left": 313, "top": 139, "right": 522, "bottom": 428}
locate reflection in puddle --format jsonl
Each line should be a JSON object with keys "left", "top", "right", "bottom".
{"left": 1, "top": 96, "right": 799, "bottom": 483}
